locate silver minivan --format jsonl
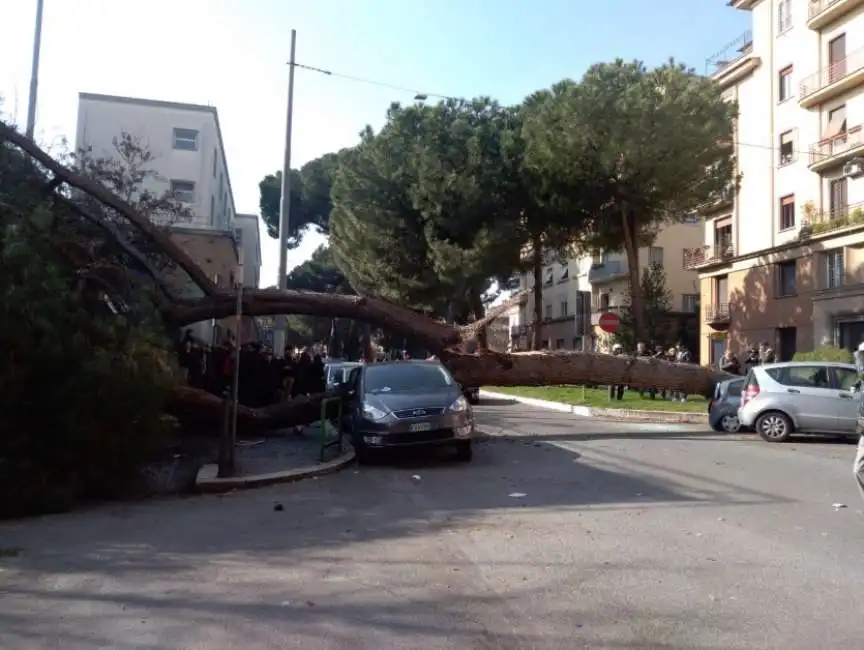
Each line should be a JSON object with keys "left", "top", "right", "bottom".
{"left": 738, "top": 361, "right": 859, "bottom": 442}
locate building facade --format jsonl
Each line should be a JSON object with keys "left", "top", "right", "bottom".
{"left": 695, "top": 0, "right": 864, "bottom": 365}
{"left": 511, "top": 221, "right": 702, "bottom": 351}
{"left": 76, "top": 92, "right": 237, "bottom": 231}
{"left": 76, "top": 92, "right": 242, "bottom": 343}
{"left": 234, "top": 213, "right": 262, "bottom": 288}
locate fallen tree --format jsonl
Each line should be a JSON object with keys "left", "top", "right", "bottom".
{"left": 2, "top": 122, "right": 734, "bottom": 435}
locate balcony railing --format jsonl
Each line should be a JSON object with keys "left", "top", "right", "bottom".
{"left": 683, "top": 243, "right": 735, "bottom": 269}
{"left": 808, "top": 0, "right": 864, "bottom": 26}
{"left": 704, "top": 303, "right": 731, "bottom": 323}
{"left": 705, "top": 30, "right": 753, "bottom": 76}
{"left": 799, "top": 46, "right": 864, "bottom": 100}
{"left": 804, "top": 200, "right": 864, "bottom": 235}
{"left": 809, "top": 0, "right": 842, "bottom": 17}
{"left": 587, "top": 260, "right": 628, "bottom": 283}
{"left": 809, "top": 125, "right": 864, "bottom": 167}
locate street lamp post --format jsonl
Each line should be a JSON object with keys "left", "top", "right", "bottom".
{"left": 273, "top": 29, "right": 297, "bottom": 358}
{"left": 25, "top": 0, "right": 45, "bottom": 139}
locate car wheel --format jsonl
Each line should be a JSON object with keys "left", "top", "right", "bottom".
{"left": 454, "top": 440, "right": 473, "bottom": 462}
{"left": 756, "top": 411, "right": 793, "bottom": 443}
{"left": 720, "top": 414, "right": 741, "bottom": 433}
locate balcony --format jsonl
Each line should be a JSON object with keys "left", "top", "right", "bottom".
{"left": 683, "top": 243, "right": 735, "bottom": 270}
{"left": 803, "top": 200, "right": 864, "bottom": 237}
{"left": 587, "top": 260, "right": 629, "bottom": 284}
{"left": 705, "top": 31, "right": 760, "bottom": 89}
{"left": 799, "top": 46, "right": 864, "bottom": 108}
{"left": 808, "top": 0, "right": 864, "bottom": 30}
{"left": 698, "top": 186, "right": 735, "bottom": 215}
{"left": 809, "top": 125, "right": 864, "bottom": 172}
{"left": 704, "top": 303, "right": 731, "bottom": 326}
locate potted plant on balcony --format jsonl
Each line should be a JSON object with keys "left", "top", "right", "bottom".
{"left": 799, "top": 201, "right": 816, "bottom": 239}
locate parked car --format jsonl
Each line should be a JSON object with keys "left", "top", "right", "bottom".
{"left": 324, "top": 361, "right": 361, "bottom": 390}
{"left": 738, "top": 361, "right": 859, "bottom": 442}
{"left": 709, "top": 377, "right": 745, "bottom": 433}
{"left": 336, "top": 360, "right": 476, "bottom": 463}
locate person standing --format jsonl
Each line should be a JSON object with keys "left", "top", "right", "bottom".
{"left": 636, "top": 341, "right": 656, "bottom": 399}
{"left": 608, "top": 344, "right": 625, "bottom": 401}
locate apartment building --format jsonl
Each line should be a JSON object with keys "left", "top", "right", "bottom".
{"left": 234, "top": 213, "right": 262, "bottom": 288}
{"left": 76, "top": 92, "right": 242, "bottom": 342}
{"left": 695, "top": 0, "right": 864, "bottom": 365}
{"left": 511, "top": 221, "right": 702, "bottom": 351}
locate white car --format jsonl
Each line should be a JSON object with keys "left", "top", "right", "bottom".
{"left": 738, "top": 361, "right": 859, "bottom": 442}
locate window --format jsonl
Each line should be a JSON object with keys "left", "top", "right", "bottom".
{"left": 829, "top": 177, "right": 848, "bottom": 218}
{"left": 544, "top": 304, "right": 553, "bottom": 319}
{"left": 560, "top": 300, "right": 569, "bottom": 317}
{"left": 834, "top": 367, "right": 860, "bottom": 390}
{"left": 541, "top": 340, "right": 549, "bottom": 350}
{"left": 555, "top": 338, "right": 566, "bottom": 349}
{"left": 599, "top": 293, "right": 610, "bottom": 310}
{"left": 765, "top": 365, "right": 831, "bottom": 389}
{"left": 234, "top": 228, "right": 243, "bottom": 243}
{"left": 559, "top": 264, "right": 569, "bottom": 280}
{"left": 715, "top": 223, "right": 733, "bottom": 253}
{"left": 170, "top": 180, "right": 195, "bottom": 203}
{"left": 824, "top": 105, "right": 847, "bottom": 143}
{"left": 779, "top": 66, "right": 793, "bottom": 102}
{"left": 779, "top": 130, "right": 795, "bottom": 166}
{"left": 779, "top": 194, "right": 795, "bottom": 230}
{"left": 829, "top": 34, "right": 846, "bottom": 82}
{"left": 173, "top": 128, "right": 199, "bottom": 151}
{"left": 682, "top": 294, "right": 700, "bottom": 312}
{"left": 591, "top": 251, "right": 604, "bottom": 266}
{"left": 544, "top": 267, "right": 554, "bottom": 285}
{"left": 714, "top": 275, "right": 728, "bottom": 302}
{"left": 776, "top": 260, "right": 796, "bottom": 296}
{"left": 825, "top": 249, "right": 844, "bottom": 289}
{"left": 212, "top": 149, "right": 217, "bottom": 176}
{"left": 683, "top": 212, "right": 699, "bottom": 225}
{"left": 777, "top": 0, "right": 792, "bottom": 33}
{"left": 649, "top": 246, "right": 664, "bottom": 267}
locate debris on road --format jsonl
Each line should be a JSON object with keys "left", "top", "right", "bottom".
{"left": 832, "top": 503, "right": 847, "bottom": 510}
{"left": 509, "top": 492, "right": 527, "bottom": 498}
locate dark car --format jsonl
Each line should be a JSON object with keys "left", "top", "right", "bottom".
{"left": 337, "top": 360, "right": 476, "bottom": 463}
{"left": 708, "top": 377, "right": 745, "bottom": 433}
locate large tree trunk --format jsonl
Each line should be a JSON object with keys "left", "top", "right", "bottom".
{"left": 621, "top": 204, "right": 644, "bottom": 345}
{"left": 531, "top": 238, "right": 543, "bottom": 350}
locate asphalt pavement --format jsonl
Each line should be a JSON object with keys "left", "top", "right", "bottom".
{"left": 1, "top": 398, "right": 863, "bottom": 649}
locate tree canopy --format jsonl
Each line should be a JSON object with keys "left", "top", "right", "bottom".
{"left": 524, "top": 60, "right": 736, "bottom": 338}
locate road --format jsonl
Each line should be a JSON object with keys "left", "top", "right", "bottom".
{"left": 1, "top": 399, "right": 863, "bottom": 649}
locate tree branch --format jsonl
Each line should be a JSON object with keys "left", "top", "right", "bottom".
{"left": 0, "top": 121, "right": 219, "bottom": 297}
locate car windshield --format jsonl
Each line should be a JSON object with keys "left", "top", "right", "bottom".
{"left": 327, "top": 365, "right": 358, "bottom": 383}
{"left": 364, "top": 363, "right": 454, "bottom": 394}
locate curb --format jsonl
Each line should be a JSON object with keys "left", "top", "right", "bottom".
{"left": 478, "top": 390, "right": 708, "bottom": 425}
{"left": 195, "top": 447, "right": 356, "bottom": 494}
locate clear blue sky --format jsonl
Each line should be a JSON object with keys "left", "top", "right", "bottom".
{"left": 1, "top": 0, "right": 749, "bottom": 285}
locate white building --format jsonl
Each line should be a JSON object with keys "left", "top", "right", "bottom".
{"left": 75, "top": 92, "right": 236, "bottom": 231}
{"left": 234, "top": 213, "right": 262, "bottom": 288}
{"left": 694, "top": 0, "right": 864, "bottom": 364}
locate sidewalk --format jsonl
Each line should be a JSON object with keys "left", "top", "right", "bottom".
{"left": 195, "top": 422, "right": 355, "bottom": 493}
{"left": 479, "top": 389, "right": 709, "bottom": 425}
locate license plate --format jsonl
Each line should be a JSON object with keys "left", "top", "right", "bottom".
{"left": 409, "top": 422, "right": 432, "bottom": 432}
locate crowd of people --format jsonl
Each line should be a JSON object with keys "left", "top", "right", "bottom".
{"left": 717, "top": 341, "right": 776, "bottom": 376}
{"left": 175, "top": 330, "right": 327, "bottom": 407}
{"left": 603, "top": 340, "right": 695, "bottom": 402}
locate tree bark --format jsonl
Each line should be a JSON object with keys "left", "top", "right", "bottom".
{"left": 441, "top": 349, "right": 732, "bottom": 398}
{"left": 621, "top": 204, "right": 644, "bottom": 345}
{"left": 531, "top": 238, "right": 543, "bottom": 350}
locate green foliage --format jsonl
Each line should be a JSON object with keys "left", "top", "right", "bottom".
{"left": 259, "top": 152, "right": 342, "bottom": 242}
{"left": 0, "top": 133, "right": 183, "bottom": 517}
{"left": 793, "top": 346, "right": 853, "bottom": 363}
{"left": 613, "top": 263, "right": 673, "bottom": 350}
{"left": 523, "top": 60, "right": 736, "bottom": 338}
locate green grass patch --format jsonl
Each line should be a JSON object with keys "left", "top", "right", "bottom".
{"left": 487, "top": 385, "right": 707, "bottom": 412}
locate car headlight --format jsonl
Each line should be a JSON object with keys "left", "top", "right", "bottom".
{"left": 362, "top": 403, "right": 389, "bottom": 422}
{"left": 448, "top": 395, "right": 468, "bottom": 412}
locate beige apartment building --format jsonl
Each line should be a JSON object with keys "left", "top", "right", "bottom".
{"left": 695, "top": 0, "right": 864, "bottom": 365}
{"left": 511, "top": 221, "right": 702, "bottom": 352}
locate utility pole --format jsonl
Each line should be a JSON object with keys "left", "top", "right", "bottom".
{"left": 272, "top": 29, "right": 297, "bottom": 358}
{"left": 25, "top": 0, "right": 45, "bottom": 139}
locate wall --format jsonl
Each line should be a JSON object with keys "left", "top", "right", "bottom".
{"left": 234, "top": 213, "right": 262, "bottom": 288}
{"left": 76, "top": 93, "right": 236, "bottom": 231}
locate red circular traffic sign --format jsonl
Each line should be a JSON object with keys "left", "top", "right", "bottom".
{"left": 598, "top": 311, "right": 620, "bottom": 334}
